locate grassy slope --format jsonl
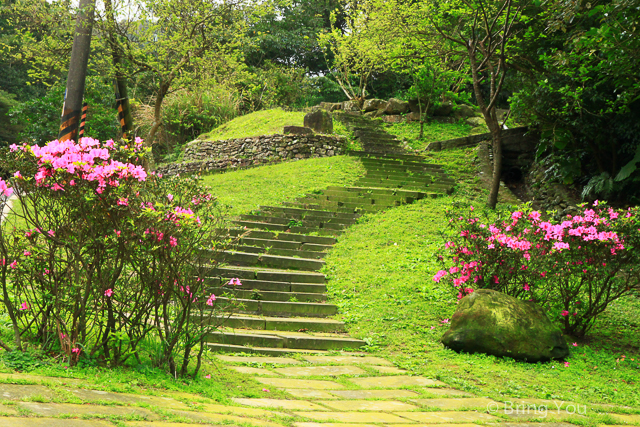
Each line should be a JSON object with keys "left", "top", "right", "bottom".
{"left": 201, "top": 109, "right": 305, "bottom": 140}
{"left": 324, "top": 146, "right": 640, "bottom": 410}
{"left": 385, "top": 120, "right": 473, "bottom": 151}
{"left": 201, "top": 156, "right": 365, "bottom": 216}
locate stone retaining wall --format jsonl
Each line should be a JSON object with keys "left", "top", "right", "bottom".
{"left": 157, "top": 134, "right": 346, "bottom": 176}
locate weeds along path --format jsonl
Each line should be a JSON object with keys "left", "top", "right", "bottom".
{"left": 206, "top": 112, "right": 455, "bottom": 355}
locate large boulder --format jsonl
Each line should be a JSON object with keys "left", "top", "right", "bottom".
{"left": 466, "top": 116, "right": 486, "bottom": 127}
{"left": 384, "top": 98, "right": 409, "bottom": 115}
{"left": 441, "top": 289, "right": 569, "bottom": 362}
{"left": 363, "top": 98, "right": 387, "bottom": 112}
{"left": 304, "top": 110, "right": 333, "bottom": 134}
{"left": 455, "top": 104, "right": 476, "bottom": 118}
{"left": 433, "top": 101, "right": 453, "bottom": 116}
{"left": 381, "top": 115, "right": 404, "bottom": 123}
{"left": 342, "top": 100, "right": 362, "bottom": 112}
{"left": 283, "top": 125, "right": 313, "bottom": 135}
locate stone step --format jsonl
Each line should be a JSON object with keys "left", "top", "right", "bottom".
{"left": 206, "top": 343, "right": 326, "bottom": 355}
{"left": 326, "top": 186, "right": 429, "bottom": 198}
{"left": 355, "top": 179, "right": 453, "bottom": 192}
{"left": 349, "top": 151, "right": 428, "bottom": 161}
{"left": 216, "top": 297, "right": 338, "bottom": 317}
{"left": 259, "top": 205, "right": 360, "bottom": 221}
{"left": 234, "top": 244, "right": 327, "bottom": 259}
{"left": 309, "top": 193, "right": 413, "bottom": 206}
{"left": 282, "top": 201, "right": 389, "bottom": 214}
{"left": 207, "top": 329, "right": 365, "bottom": 351}
{"left": 233, "top": 221, "right": 342, "bottom": 237}
{"left": 206, "top": 277, "right": 327, "bottom": 293}
{"left": 214, "top": 313, "right": 346, "bottom": 332}
{"left": 220, "top": 251, "right": 325, "bottom": 272}
{"left": 237, "top": 237, "right": 332, "bottom": 252}
{"left": 210, "top": 287, "right": 326, "bottom": 302}
{"left": 249, "top": 211, "right": 358, "bottom": 226}
{"left": 239, "top": 214, "right": 354, "bottom": 229}
{"left": 360, "top": 157, "right": 443, "bottom": 170}
{"left": 210, "top": 266, "right": 326, "bottom": 284}
{"left": 294, "top": 197, "right": 401, "bottom": 210}
{"left": 362, "top": 145, "right": 406, "bottom": 154}
{"left": 228, "top": 228, "right": 337, "bottom": 245}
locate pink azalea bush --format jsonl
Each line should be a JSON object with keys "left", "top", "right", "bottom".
{"left": 0, "top": 138, "right": 235, "bottom": 375}
{"left": 434, "top": 202, "right": 640, "bottom": 337}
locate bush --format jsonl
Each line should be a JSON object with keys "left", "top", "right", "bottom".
{"left": 435, "top": 202, "right": 640, "bottom": 337}
{"left": 0, "top": 138, "right": 237, "bottom": 376}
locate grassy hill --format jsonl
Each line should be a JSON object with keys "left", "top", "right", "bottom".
{"left": 200, "top": 109, "right": 305, "bottom": 141}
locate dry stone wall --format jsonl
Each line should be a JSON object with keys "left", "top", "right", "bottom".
{"left": 157, "top": 134, "right": 346, "bottom": 176}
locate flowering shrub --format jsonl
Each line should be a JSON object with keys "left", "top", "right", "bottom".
{"left": 0, "top": 137, "right": 235, "bottom": 376}
{"left": 434, "top": 202, "right": 640, "bottom": 337}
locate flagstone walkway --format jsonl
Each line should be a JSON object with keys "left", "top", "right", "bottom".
{"left": 0, "top": 355, "right": 637, "bottom": 426}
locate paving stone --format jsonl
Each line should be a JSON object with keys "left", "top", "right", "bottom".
{"left": 330, "top": 390, "right": 419, "bottom": 399}
{"left": 233, "top": 398, "right": 327, "bottom": 410}
{"left": 126, "top": 423, "right": 206, "bottom": 427}
{"left": 0, "top": 384, "right": 54, "bottom": 401}
{"left": 419, "top": 388, "right": 473, "bottom": 397}
{"left": 318, "top": 399, "right": 419, "bottom": 411}
{"left": 612, "top": 414, "right": 640, "bottom": 424}
{"left": 348, "top": 376, "right": 444, "bottom": 388}
{"left": 229, "top": 366, "right": 279, "bottom": 376}
{"left": 0, "top": 417, "right": 112, "bottom": 427}
{"left": 294, "top": 411, "right": 413, "bottom": 423}
{"left": 0, "top": 404, "right": 18, "bottom": 415}
{"left": 371, "top": 366, "right": 409, "bottom": 374}
{"left": 295, "top": 424, "right": 379, "bottom": 427}
{"left": 393, "top": 411, "right": 499, "bottom": 423}
{"left": 302, "top": 356, "right": 393, "bottom": 365}
{"left": 18, "top": 402, "right": 159, "bottom": 419}
{"left": 64, "top": 389, "right": 189, "bottom": 410}
{"left": 413, "top": 398, "right": 498, "bottom": 410}
{"left": 0, "top": 373, "right": 82, "bottom": 386}
{"left": 484, "top": 424, "right": 576, "bottom": 427}
{"left": 256, "top": 378, "right": 345, "bottom": 390}
{"left": 496, "top": 409, "right": 586, "bottom": 421}
{"left": 171, "top": 409, "right": 284, "bottom": 427}
{"left": 275, "top": 365, "right": 366, "bottom": 377}
{"left": 285, "top": 389, "right": 338, "bottom": 399}
{"left": 215, "top": 355, "right": 301, "bottom": 364}
{"left": 200, "top": 403, "right": 284, "bottom": 417}
{"left": 386, "top": 424, "right": 483, "bottom": 427}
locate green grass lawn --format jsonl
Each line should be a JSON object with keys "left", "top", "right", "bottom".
{"left": 323, "top": 146, "right": 640, "bottom": 408}
{"left": 201, "top": 109, "right": 306, "bottom": 141}
{"left": 384, "top": 120, "right": 473, "bottom": 151}
{"left": 201, "top": 155, "right": 365, "bottom": 216}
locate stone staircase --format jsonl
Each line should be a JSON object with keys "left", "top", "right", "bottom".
{"left": 335, "top": 111, "right": 407, "bottom": 153}
{"left": 203, "top": 114, "right": 455, "bottom": 355}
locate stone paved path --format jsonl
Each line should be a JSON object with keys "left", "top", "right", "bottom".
{"left": 0, "top": 355, "right": 637, "bottom": 426}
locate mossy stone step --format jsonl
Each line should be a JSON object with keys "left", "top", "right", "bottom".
{"left": 319, "top": 190, "right": 418, "bottom": 204}
{"left": 220, "top": 251, "right": 325, "bottom": 272}
{"left": 206, "top": 277, "right": 327, "bottom": 293}
{"left": 305, "top": 194, "right": 407, "bottom": 206}
{"left": 283, "top": 201, "right": 387, "bottom": 214}
{"left": 259, "top": 206, "right": 360, "bottom": 220}
{"left": 360, "top": 158, "right": 443, "bottom": 170}
{"left": 238, "top": 237, "right": 332, "bottom": 252}
{"left": 294, "top": 198, "right": 400, "bottom": 211}
{"left": 326, "top": 186, "right": 428, "bottom": 198}
{"left": 241, "top": 214, "right": 355, "bottom": 228}
{"left": 233, "top": 220, "right": 289, "bottom": 232}
{"left": 250, "top": 211, "right": 358, "bottom": 226}
{"left": 207, "top": 343, "right": 327, "bottom": 355}
{"left": 227, "top": 229, "right": 337, "bottom": 245}
{"left": 211, "top": 266, "right": 326, "bottom": 284}
{"left": 234, "top": 244, "right": 327, "bottom": 259}
{"left": 210, "top": 287, "right": 326, "bottom": 302}
{"left": 351, "top": 151, "right": 428, "bottom": 160}
{"left": 214, "top": 314, "right": 346, "bottom": 332}
{"left": 207, "top": 330, "right": 365, "bottom": 351}
{"left": 355, "top": 179, "right": 453, "bottom": 192}
{"left": 216, "top": 297, "right": 337, "bottom": 317}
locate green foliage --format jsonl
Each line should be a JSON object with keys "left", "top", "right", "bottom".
{"left": 9, "top": 77, "right": 118, "bottom": 144}
{"left": 239, "top": 61, "right": 315, "bottom": 110}
{"left": 1, "top": 349, "right": 45, "bottom": 372}
{"left": 0, "top": 89, "right": 21, "bottom": 146}
{"left": 200, "top": 108, "right": 305, "bottom": 141}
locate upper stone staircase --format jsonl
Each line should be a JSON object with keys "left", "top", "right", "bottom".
{"left": 204, "top": 113, "right": 455, "bottom": 355}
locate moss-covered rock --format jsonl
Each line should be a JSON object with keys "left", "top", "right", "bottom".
{"left": 441, "top": 289, "right": 569, "bottom": 362}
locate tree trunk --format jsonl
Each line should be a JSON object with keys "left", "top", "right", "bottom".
{"left": 59, "top": 0, "right": 95, "bottom": 142}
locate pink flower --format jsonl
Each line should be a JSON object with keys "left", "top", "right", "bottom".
{"left": 9, "top": 260, "right": 17, "bottom": 269}
{"left": 169, "top": 236, "right": 178, "bottom": 247}
{"left": 115, "top": 230, "right": 121, "bottom": 237}
{"left": 13, "top": 171, "right": 22, "bottom": 179}
{"left": 523, "top": 284, "right": 530, "bottom": 291}
{"left": 167, "top": 194, "right": 174, "bottom": 202}
{"left": 561, "top": 310, "right": 570, "bottom": 317}
{"left": 205, "top": 374, "right": 211, "bottom": 379}
{"left": 441, "top": 318, "right": 450, "bottom": 324}
{"left": 71, "top": 347, "right": 81, "bottom": 354}
{"left": 564, "top": 362, "right": 570, "bottom": 367}
{"left": 262, "top": 388, "right": 270, "bottom": 392}
{"left": 572, "top": 342, "right": 578, "bottom": 347}
{"left": 19, "top": 302, "right": 29, "bottom": 311}
{"left": 104, "top": 289, "right": 113, "bottom": 297}
{"left": 0, "top": 179, "right": 13, "bottom": 197}
{"left": 23, "top": 251, "right": 31, "bottom": 257}
{"left": 206, "top": 294, "right": 216, "bottom": 306}
{"left": 227, "top": 278, "right": 242, "bottom": 286}
{"left": 48, "top": 230, "right": 55, "bottom": 237}
{"left": 117, "top": 197, "right": 129, "bottom": 206}
{"left": 69, "top": 180, "right": 76, "bottom": 186}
